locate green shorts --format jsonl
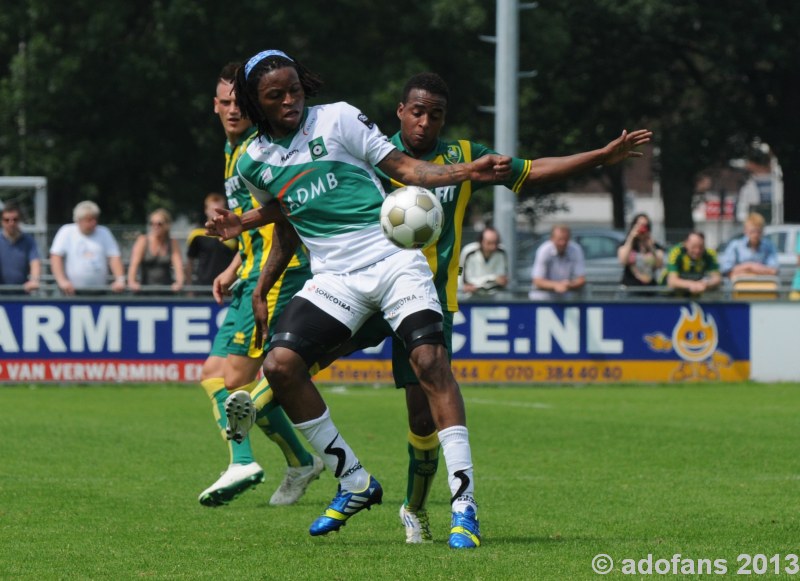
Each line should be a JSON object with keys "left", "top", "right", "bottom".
{"left": 211, "top": 266, "right": 309, "bottom": 359}
{"left": 348, "top": 310, "right": 454, "bottom": 389}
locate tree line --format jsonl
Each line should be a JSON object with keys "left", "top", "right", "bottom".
{"left": 1, "top": 0, "right": 797, "bottom": 229}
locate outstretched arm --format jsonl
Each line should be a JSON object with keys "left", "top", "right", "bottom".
{"left": 523, "top": 129, "right": 652, "bottom": 188}
{"left": 378, "top": 149, "right": 512, "bottom": 188}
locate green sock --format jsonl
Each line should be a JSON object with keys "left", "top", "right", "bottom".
{"left": 405, "top": 430, "right": 440, "bottom": 512}
{"left": 201, "top": 378, "right": 255, "bottom": 465}
{"left": 252, "top": 378, "right": 314, "bottom": 468}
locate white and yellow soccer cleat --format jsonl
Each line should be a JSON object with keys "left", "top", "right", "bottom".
{"left": 198, "top": 462, "right": 265, "bottom": 507}
{"left": 269, "top": 455, "right": 325, "bottom": 506}
{"left": 399, "top": 504, "right": 433, "bottom": 544}
{"left": 224, "top": 390, "right": 256, "bottom": 444}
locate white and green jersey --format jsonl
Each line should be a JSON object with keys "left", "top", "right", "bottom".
{"left": 237, "top": 102, "right": 401, "bottom": 274}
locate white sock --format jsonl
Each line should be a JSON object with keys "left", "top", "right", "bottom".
{"left": 438, "top": 425, "right": 477, "bottom": 513}
{"left": 293, "top": 408, "right": 369, "bottom": 491}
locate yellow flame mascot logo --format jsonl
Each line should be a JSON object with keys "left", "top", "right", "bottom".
{"left": 644, "top": 303, "right": 731, "bottom": 380}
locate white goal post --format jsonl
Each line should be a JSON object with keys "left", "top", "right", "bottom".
{"left": 0, "top": 176, "right": 48, "bottom": 253}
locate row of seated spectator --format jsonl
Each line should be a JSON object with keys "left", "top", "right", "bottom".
{"left": 4, "top": 200, "right": 799, "bottom": 300}
{"left": 457, "top": 211, "right": 798, "bottom": 301}
{"left": 0, "top": 198, "right": 236, "bottom": 296}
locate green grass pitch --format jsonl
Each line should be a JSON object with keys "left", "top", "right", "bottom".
{"left": 1, "top": 382, "right": 798, "bottom": 580}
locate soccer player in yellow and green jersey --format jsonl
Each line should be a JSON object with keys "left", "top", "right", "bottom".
{"left": 375, "top": 72, "right": 652, "bottom": 543}
{"left": 197, "top": 62, "right": 322, "bottom": 508}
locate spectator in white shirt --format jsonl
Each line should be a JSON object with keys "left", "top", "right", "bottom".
{"left": 49, "top": 201, "right": 126, "bottom": 295}
{"left": 461, "top": 227, "right": 508, "bottom": 297}
{"left": 529, "top": 225, "right": 586, "bottom": 300}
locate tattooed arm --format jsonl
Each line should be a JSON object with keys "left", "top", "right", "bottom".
{"left": 376, "top": 149, "right": 512, "bottom": 187}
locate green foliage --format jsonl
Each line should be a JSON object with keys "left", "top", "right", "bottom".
{"left": 1, "top": 382, "right": 798, "bottom": 579}
{"left": 0, "top": 1, "right": 798, "bottom": 227}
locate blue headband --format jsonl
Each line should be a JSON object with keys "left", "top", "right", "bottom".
{"left": 244, "top": 50, "right": 294, "bottom": 79}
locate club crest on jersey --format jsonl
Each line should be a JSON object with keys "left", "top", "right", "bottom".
{"left": 357, "top": 113, "right": 375, "bottom": 129}
{"left": 446, "top": 145, "right": 464, "bottom": 163}
{"left": 309, "top": 137, "right": 328, "bottom": 160}
{"left": 260, "top": 167, "right": 274, "bottom": 183}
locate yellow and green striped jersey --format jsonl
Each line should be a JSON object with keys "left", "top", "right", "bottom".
{"left": 224, "top": 126, "right": 309, "bottom": 280}
{"left": 665, "top": 244, "right": 719, "bottom": 281}
{"left": 377, "top": 133, "right": 530, "bottom": 311}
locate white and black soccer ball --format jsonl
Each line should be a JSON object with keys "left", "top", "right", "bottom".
{"left": 380, "top": 186, "right": 444, "bottom": 250}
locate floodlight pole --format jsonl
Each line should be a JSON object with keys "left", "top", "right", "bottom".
{"left": 492, "top": 0, "right": 520, "bottom": 288}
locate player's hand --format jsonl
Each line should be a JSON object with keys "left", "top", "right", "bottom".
{"left": 470, "top": 154, "right": 513, "bottom": 183}
{"left": 206, "top": 207, "right": 243, "bottom": 241}
{"left": 253, "top": 291, "right": 270, "bottom": 351}
{"left": 602, "top": 129, "right": 653, "bottom": 166}
{"left": 212, "top": 270, "right": 237, "bottom": 305}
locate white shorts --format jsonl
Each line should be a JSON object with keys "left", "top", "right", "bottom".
{"left": 296, "top": 251, "right": 442, "bottom": 334}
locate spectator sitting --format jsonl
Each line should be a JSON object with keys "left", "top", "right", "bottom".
{"left": 185, "top": 193, "right": 238, "bottom": 286}
{"left": 127, "top": 208, "right": 185, "bottom": 293}
{"left": 719, "top": 212, "right": 779, "bottom": 279}
{"left": 617, "top": 213, "right": 664, "bottom": 289}
{"left": 49, "top": 200, "right": 126, "bottom": 295}
{"left": 665, "top": 231, "right": 722, "bottom": 296}
{"left": 0, "top": 202, "right": 41, "bottom": 293}
{"left": 461, "top": 227, "right": 508, "bottom": 297}
{"left": 529, "top": 225, "right": 586, "bottom": 301}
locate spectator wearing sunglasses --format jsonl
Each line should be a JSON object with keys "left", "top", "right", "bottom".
{"left": 127, "top": 208, "right": 185, "bottom": 293}
{"left": 0, "top": 202, "right": 41, "bottom": 293}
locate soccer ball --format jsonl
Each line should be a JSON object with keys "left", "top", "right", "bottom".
{"left": 380, "top": 186, "right": 444, "bottom": 250}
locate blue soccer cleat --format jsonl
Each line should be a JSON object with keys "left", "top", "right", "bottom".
{"left": 309, "top": 475, "right": 383, "bottom": 536}
{"left": 448, "top": 505, "right": 481, "bottom": 549}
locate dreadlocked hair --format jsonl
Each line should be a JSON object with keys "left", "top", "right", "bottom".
{"left": 233, "top": 53, "right": 323, "bottom": 137}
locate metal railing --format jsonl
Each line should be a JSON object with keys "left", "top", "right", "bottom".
{"left": 4, "top": 258, "right": 797, "bottom": 302}
{"left": 0, "top": 281, "right": 218, "bottom": 299}
{"left": 460, "top": 281, "right": 800, "bottom": 303}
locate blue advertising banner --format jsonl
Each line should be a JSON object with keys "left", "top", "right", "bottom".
{"left": 316, "top": 301, "right": 751, "bottom": 383}
{"left": 0, "top": 299, "right": 750, "bottom": 383}
{"left": 0, "top": 299, "right": 225, "bottom": 382}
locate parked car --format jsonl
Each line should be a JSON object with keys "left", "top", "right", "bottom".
{"left": 717, "top": 223, "right": 800, "bottom": 285}
{"left": 513, "top": 227, "right": 627, "bottom": 287}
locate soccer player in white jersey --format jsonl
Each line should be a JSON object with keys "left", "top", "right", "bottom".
{"left": 220, "top": 49, "right": 511, "bottom": 549}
